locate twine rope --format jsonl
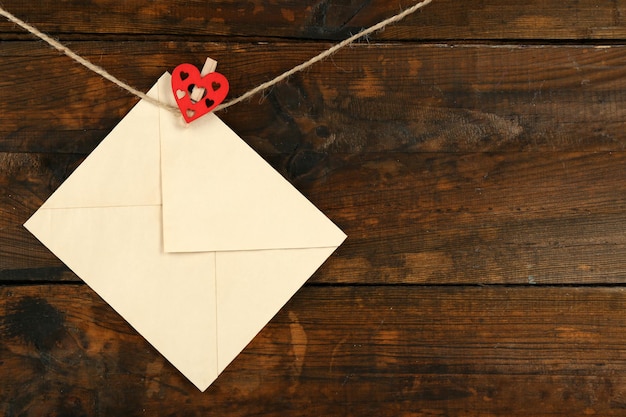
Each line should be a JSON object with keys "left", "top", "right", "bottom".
{"left": 0, "top": 0, "right": 433, "bottom": 114}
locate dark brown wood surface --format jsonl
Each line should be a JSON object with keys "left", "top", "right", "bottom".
{"left": 4, "top": 285, "right": 626, "bottom": 416}
{"left": 3, "top": 0, "right": 626, "bottom": 415}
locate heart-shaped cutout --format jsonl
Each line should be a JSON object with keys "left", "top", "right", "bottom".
{"left": 189, "top": 86, "right": 207, "bottom": 103}
{"left": 171, "top": 63, "right": 229, "bottom": 123}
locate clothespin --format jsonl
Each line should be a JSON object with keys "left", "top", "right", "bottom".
{"left": 171, "top": 57, "right": 229, "bottom": 123}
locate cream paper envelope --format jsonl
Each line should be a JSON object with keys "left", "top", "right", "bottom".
{"left": 24, "top": 73, "right": 346, "bottom": 391}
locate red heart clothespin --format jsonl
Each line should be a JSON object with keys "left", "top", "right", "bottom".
{"left": 171, "top": 60, "right": 229, "bottom": 123}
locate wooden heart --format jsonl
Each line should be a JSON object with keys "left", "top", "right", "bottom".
{"left": 171, "top": 63, "right": 229, "bottom": 123}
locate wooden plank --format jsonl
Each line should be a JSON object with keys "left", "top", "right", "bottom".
{"left": 4, "top": 150, "right": 626, "bottom": 284}
{"left": 3, "top": 42, "right": 626, "bottom": 154}
{"left": 2, "top": 285, "right": 626, "bottom": 416}
{"left": 0, "top": 0, "right": 625, "bottom": 40}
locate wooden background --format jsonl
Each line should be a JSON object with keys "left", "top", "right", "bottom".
{"left": 3, "top": 0, "right": 626, "bottom": 415}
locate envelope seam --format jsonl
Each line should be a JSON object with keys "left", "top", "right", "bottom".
{"left": 39, "top": 204, "right": 162, "bottom": 210}
{"left": 214, "top": 251, "right": 219, "bottom": 374}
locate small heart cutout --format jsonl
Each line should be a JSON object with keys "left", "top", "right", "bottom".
{"left": 171, "top": 63, "right": 229, "bottom": 123}
{"left": 188, "top": 85, "right": 207, "bottom": 103}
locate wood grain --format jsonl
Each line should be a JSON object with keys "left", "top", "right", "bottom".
{"left": 0, "top": 0, "right": 625, "bottom": 41}
{"left": 3, "top": 1, "right": 626, "bottom": 415}
{"left": 5, "top": 149, "right": 626, "bottom": 284}
{"left": 0, "top": 42, "right": 626, "bottom": 153}
{"left": 3, "top": 285, "right": 626, "bottom": 416}
{"left": 3, "top": 42, "right": 626, "bottom": 155}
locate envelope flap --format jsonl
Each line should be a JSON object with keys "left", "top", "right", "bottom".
{"left": 41, "top": 78, "right": 164, "bottom": 210}
{"left": 158, "top": 74, "right": 346, "bottom": 253}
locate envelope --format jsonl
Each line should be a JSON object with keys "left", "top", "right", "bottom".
{"left": 24, "top": 72, "right": 346, "bottom": 391}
